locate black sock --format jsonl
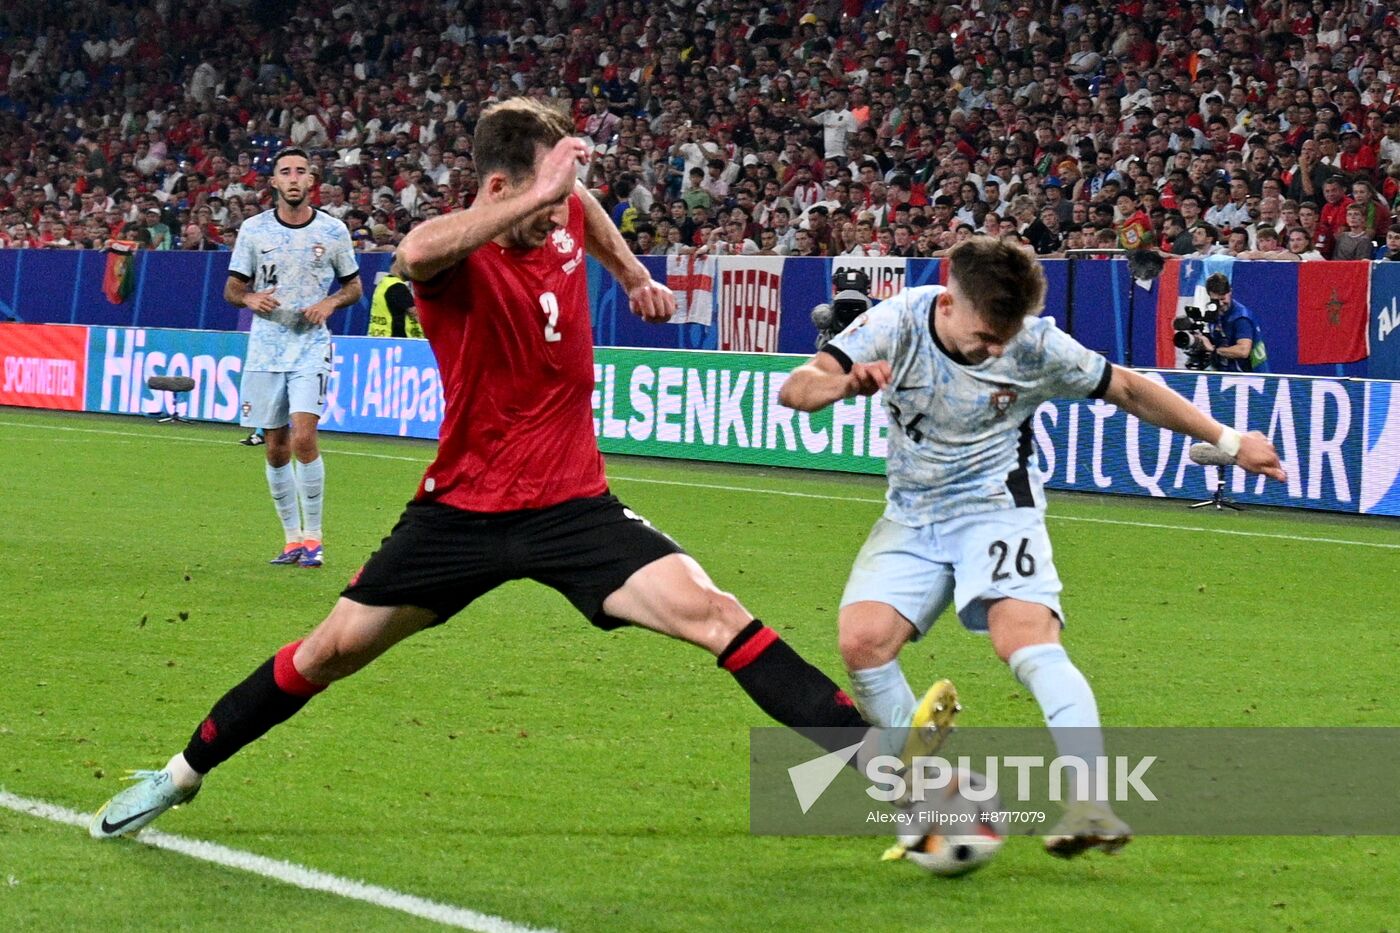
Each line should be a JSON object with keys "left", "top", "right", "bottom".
{"left": 183, "top": 641, "right": 326, "bottom": 774}
{"left": 718, "top": 620, "right": 868, "bottom": 754}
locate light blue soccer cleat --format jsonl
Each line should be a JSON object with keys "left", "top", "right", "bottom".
{"left": 298, "top": 540, "right": 323, "bottom": 568}
{"left": 89, "top": 769, "right": 200, "bottom": 839}
{"left": 270, "top": 543, "right": 305, "bottom": 566}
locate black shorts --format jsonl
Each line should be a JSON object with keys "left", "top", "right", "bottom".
{"left": 341, "top": 494, "right": 685, "bottom": 629}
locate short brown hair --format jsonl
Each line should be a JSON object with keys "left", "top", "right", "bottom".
{"left": 947, "top": 237, "right": 1046, "bottom": 326}
{"left": 472, "top": 98, "right": 573, "bottom": 182}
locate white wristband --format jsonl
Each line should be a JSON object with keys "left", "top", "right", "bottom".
{"left": 1216, "top": 426, "right": 1242, "bottom": 458}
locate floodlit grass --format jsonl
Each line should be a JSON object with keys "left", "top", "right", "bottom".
{"left": 1, "top": 408, "right": 1396, "bottom": 931}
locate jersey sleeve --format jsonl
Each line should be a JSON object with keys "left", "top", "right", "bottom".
{"left": 1040, "top": 320, "right": 1111, "bottom": 399}
{"left": 822, "top": 294, "right": 904, "bottom": 371}
{"left": 330, "top": 224, "right": 359, "bottom": 282}
{"left": 228, "top": 223, "right": 257, "bottom": 281}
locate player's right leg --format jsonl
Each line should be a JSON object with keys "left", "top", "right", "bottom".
{"left": 90, "top": 599, "right": 435, "bottom": 839}
{"left": 241, "top": 371, "right": 302, "bottom": 562}
{"left": 838, "top": 518, "right": 961, "bottom": 767}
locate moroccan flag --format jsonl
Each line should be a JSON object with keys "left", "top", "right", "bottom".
{"left": 102, "top": 239, "right": 138, "bottom": 305}
{"left": 1297, "top": 261, "right": 1369, "bottom": 364}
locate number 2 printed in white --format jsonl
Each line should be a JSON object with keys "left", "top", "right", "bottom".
{"left": 540, "top": 291, "right": 562, "bottom": 342}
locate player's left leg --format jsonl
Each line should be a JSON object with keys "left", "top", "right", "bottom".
{"left": 524, "top": 494, "right": 870, "bottom": 753}
{"left": 287, "top": 368, "right": 328, "bottom": 567}
{"left": 948, "top": 507, "right": 1130, "bottom": 856}
{"left": 985, "top": 598, "right": 1131, "bottom": 856}
{"left": 602, "top": 551, "right": 871, "bottom": 753}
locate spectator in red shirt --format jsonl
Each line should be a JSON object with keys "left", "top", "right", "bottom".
{"left": 1317, "top": 176, "right": 1354, "bottom": 242}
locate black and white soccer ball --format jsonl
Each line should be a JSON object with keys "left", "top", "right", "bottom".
{"left": 896, "top": 768, "right": 1007, "bottom": 877}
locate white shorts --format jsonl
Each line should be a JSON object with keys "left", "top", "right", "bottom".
{"left": 239, "top": 369, "right": 328, "bottom": 429}
{"left": 840, "top": 508, "right": 1064, "bottom": 637}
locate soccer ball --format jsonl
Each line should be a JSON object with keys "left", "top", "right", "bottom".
{"left": 895, "top": 768, "right": 1007, "bottom": 877}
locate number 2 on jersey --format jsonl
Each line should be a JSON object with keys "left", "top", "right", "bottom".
{"left": 539, "top": 292, "right": 562, "bottom": 342}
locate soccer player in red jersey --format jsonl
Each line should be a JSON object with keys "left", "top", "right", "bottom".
{"left": 91, "top": 99, "right": 955, "bottom": 840}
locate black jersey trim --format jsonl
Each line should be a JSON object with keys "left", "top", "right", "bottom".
{"left": 1004, "top": 419, "right": 1035, "bottom": 508}
{"left": 1088, "top": 360, "right": 1113, "bottom": 399}
{"left": 228, "top": 270, "right": 251, "bottom": 282}
{"left": 274, "top": 207, "right": 318, "bottom": 230}
{"left": 820, "top": 344, "right": 854, "bottom": 374}
{"left": 928, "top": 306, "right": 972, "bottom": 365}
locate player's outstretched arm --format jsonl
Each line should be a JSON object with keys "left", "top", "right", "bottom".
{"left": 577, "top": 182, "right": 674, "bottom": 322}
{"left": 398, "top": 136, "right": 588, "bottom": 283}
{"left": 1102, "top": 364, "right": 1286, "bottom": 481}
{"left": 778, "top": 351, "right": 890, "bottom": 412}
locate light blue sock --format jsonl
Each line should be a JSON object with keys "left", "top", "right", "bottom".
{"left": 295, "top": 456, "right": 325, "bottom": 541}
{"left": 1009, "top": 643, "right": 1106, "bottom": 803}
{"left": 849, "top": 659, "right": 919, "bottom": 758}
{"left": 265, "top": 462, "right": 300, "bottom": 543}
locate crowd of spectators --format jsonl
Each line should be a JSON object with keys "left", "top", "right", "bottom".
{"left": 3, "top": 0, "right": 1400, "bottom": 265}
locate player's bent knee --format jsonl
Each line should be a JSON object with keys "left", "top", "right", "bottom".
{"left": 837, "top": 606, "right": 910, "bottom": 670}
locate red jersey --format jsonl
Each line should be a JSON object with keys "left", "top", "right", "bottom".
{"left": 412, "top": 194, "right": 606, "bottom": 512}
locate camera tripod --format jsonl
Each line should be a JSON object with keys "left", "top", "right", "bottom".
{"left": 1190, "top": 466, "right": 1245, "bottom": 511}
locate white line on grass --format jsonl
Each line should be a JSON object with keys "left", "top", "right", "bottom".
{"left": 0, "top": 790, "right": 554, "bottom": 933}
{"left": 4, "top": 417, "right": 1397, "bottom": 551}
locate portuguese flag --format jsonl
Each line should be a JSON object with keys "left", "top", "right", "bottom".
{"left": 103, "top": 239, "right": 138, "bottom": 304}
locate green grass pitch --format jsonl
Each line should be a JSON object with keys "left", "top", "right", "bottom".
{"left": 1, "top": 407, "right": 1397, "bottom": 932}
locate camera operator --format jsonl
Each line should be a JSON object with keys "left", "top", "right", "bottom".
{"left": 811, "top": 267, "right": 872, "bottom": 349}
{"left": 1199, "top": 273, "right": 1266, "bottom": 373}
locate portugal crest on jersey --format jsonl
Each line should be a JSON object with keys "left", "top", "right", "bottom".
{"left": 312, "top": 243, "right": 325, "bottom": 260}
{"left": 989, "top": 386, "right": 1018, "bottom": 419}
{"left": 551, "top": 228, "right": 575, "bottom": 255}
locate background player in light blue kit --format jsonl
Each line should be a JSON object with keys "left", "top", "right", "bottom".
{"left": 780, "top": 238, "right": 1286, "bottom": 858}
{"left": 225, "top": 147, "right": 362, "bottom": 568}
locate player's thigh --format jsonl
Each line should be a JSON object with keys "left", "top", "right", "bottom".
{"left": 286, "top": 368, "right": 329, "bottom": 419}
{"left": 341, "top": 499, "right": 514, "bottom": 626}
{"left": 944, "top": 508, "right": 1065, "bottom": 634}
{"left": 240, "top": 370, "right": 290, "bottom": 429}
{"left": 604, "top": 552, "right": 753, "bottom": 653}
{"left": 840, "top": 517, "right": 955, "bottom": 642}
{"left": 295, "top": 598, "right": 438, "bottom": 683}
{"left": 516, "top": 494, "right": 734, "bottom": 643}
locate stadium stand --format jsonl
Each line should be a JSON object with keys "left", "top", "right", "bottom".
{"left": 1, "top": 0, "right": 1399, "bottom": 262}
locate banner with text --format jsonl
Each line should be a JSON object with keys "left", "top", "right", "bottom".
{"left": 591, "top": 350, "right": 1377, "bottom": 514}
{"left": 0, "top": 323, "right": 88, "bottom": 410}
{"left": 85, "top": 326, "right": 247, "bottom": 420}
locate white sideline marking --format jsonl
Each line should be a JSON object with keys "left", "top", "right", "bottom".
{"left": 0, "top": 790, "right": 553, "bottom": 933}
{"left": 3, "top": 417, "right": 1397, "bottom": 551}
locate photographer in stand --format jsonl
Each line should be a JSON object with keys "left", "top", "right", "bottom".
{"left": 1198, "top": 273, "right": 1267, "bottom": 373}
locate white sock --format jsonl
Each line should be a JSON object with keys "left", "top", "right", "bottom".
{"left": 1009, "top": 643, "right": 1106, "bottom": 803}
{"left": 166, "top": 752, "right": 203, "bottom": 790}
{"left": 296, "top": 456, "right": 325, "bottom": 541}
{"left": 849, "top": 659, "right": 918, "bottom": 759}
{"left": 265, "top": 462, "right": 301, "bottom": 543}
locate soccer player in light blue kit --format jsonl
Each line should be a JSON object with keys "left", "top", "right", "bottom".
{"left": 781, "top": 238, "right": 1286, "bottom": 857}
{"left": 226, "top": 147, "right": 362, "bottom": 568}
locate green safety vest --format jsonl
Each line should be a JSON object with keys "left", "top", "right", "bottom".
{"left": 369, "top": 273, "right": 424, "bottom": 339}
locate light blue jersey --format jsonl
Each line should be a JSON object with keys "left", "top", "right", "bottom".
{"left": 826, "top": 285, "right": 1110, "bottom": 526}
{"left": 229, "top": 209, "right": 358, "bottom": 372}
